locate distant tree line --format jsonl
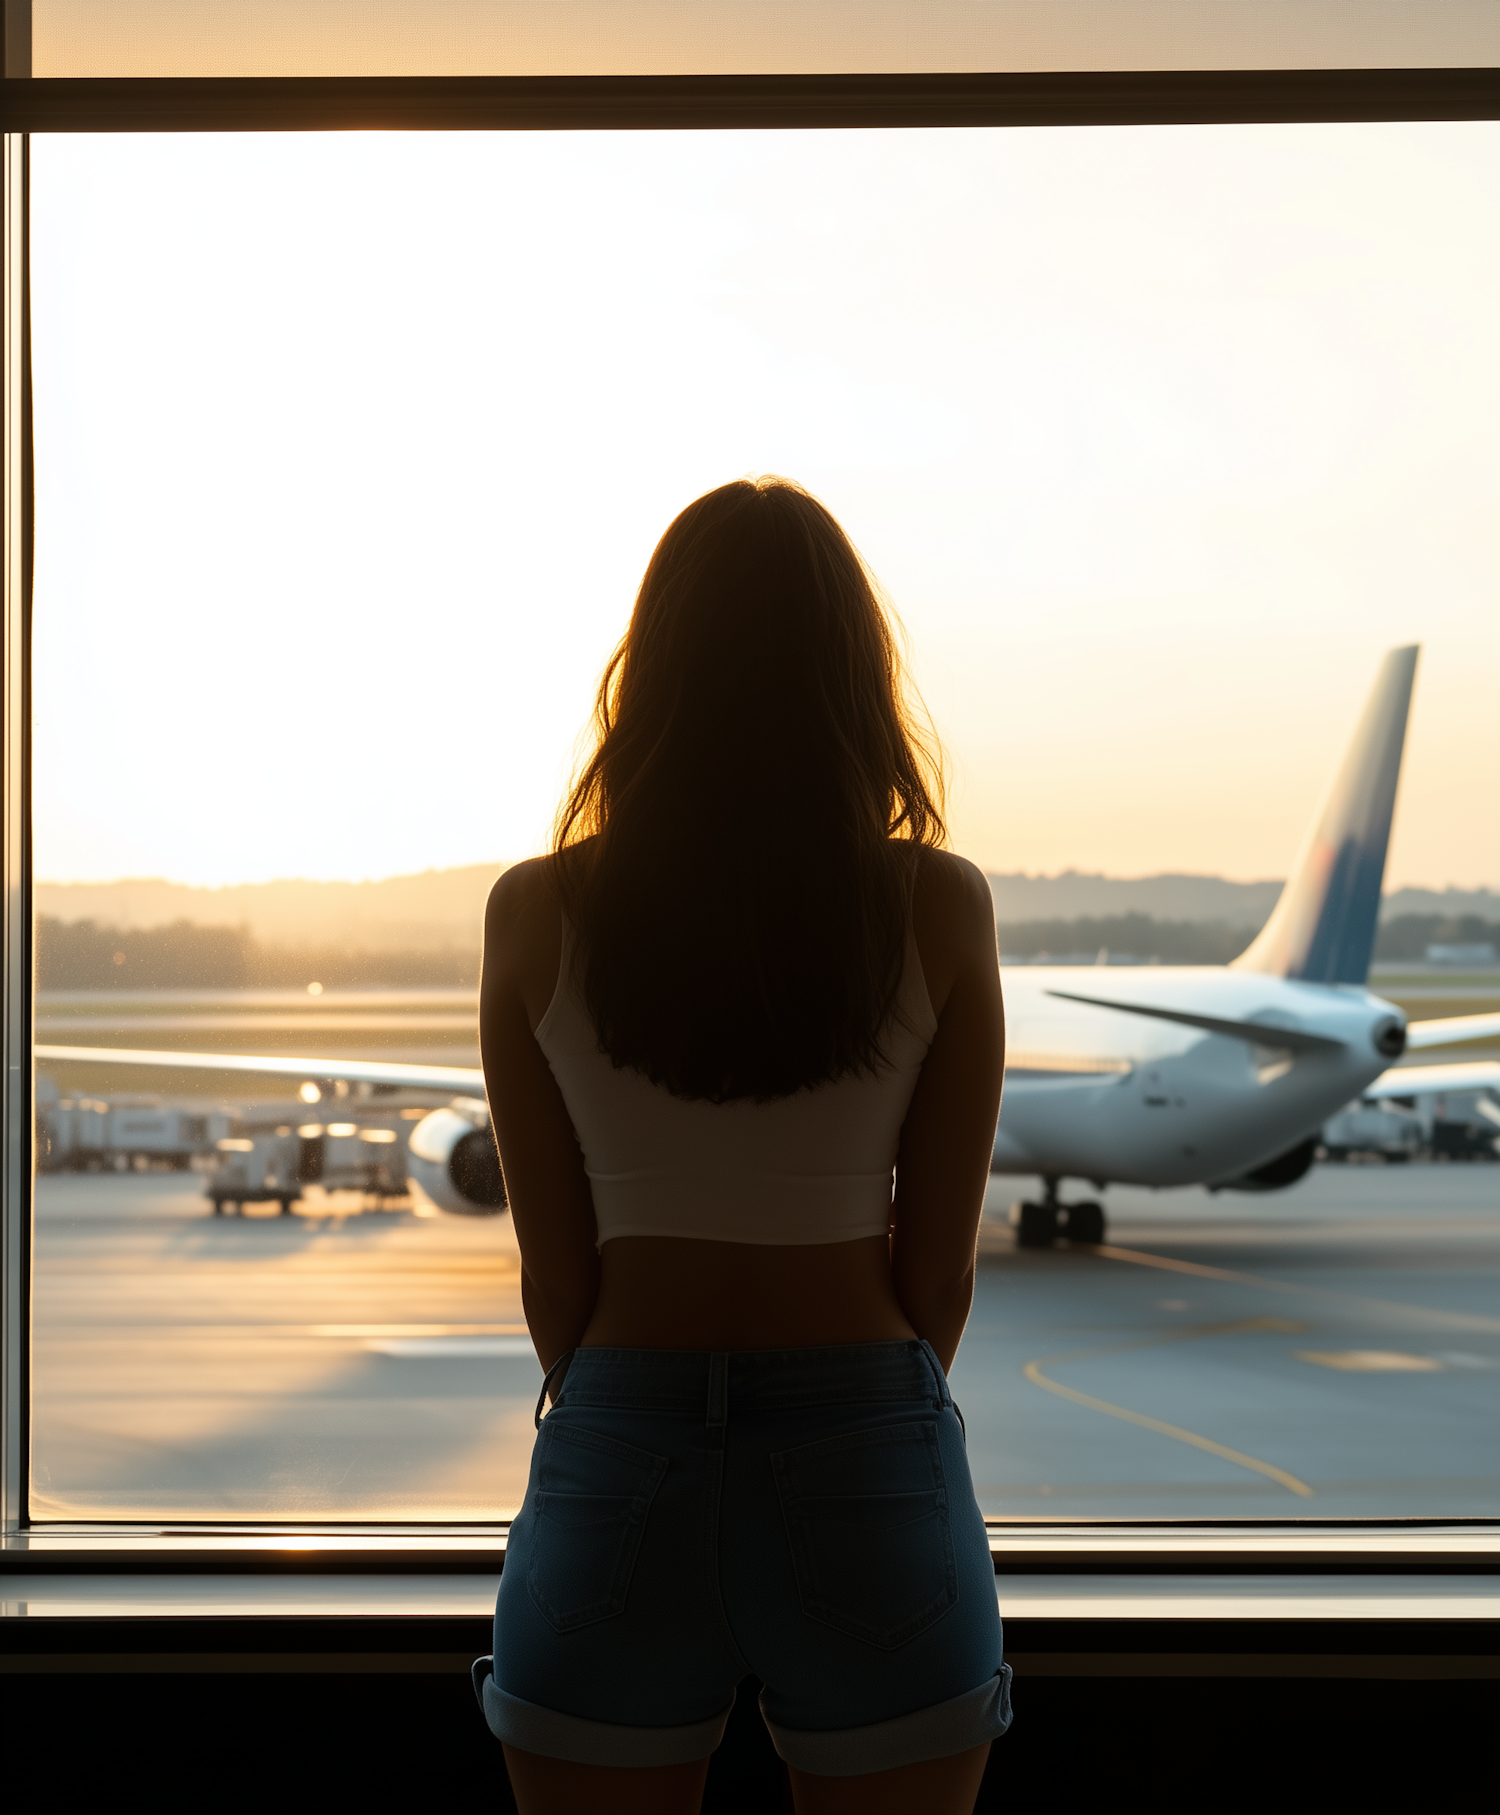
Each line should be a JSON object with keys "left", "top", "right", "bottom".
{"left": 36, "top": 918, "right": 479, "bottom": 989}
{"left": 36, "top": 908, "right": 1500, "bottom": 989}
{"left": 1372, "top": 914, "right": 1500, "bottom": 961}
{"left": 997, "top": 914, "right": 1258, "bottom": 964}
{"left": 997, "top": 911, "right": 1500, "bottom": 964}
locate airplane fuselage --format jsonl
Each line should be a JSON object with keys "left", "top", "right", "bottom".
{"left": 994, "top": 966, "right": 1402, "bottom": 1189}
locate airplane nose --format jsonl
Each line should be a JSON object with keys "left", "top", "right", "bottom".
{"left": 1373, "top": 1017, "right": 1407, "bottom": 1058}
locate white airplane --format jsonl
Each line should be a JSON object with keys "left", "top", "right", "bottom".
{"left": 38, "top": 645, "right": 1500, "bottom": 1235}
{"left": 990, "top": 645, "right": 1499, "bottom": 1242}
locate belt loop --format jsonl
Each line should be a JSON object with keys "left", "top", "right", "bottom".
{"left": 919, "top": 1340, "right": 952, "bottom": 1409}
{"left": 706, "top": 1353, "right": 728, "bottom": 1431}
{"left": 535, "top": 1349, "right": 574, "bottom": 1429}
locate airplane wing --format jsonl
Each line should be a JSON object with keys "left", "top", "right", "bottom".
{"left": 1404, "top": 1012, "right": 1500, "bottom": 1050}
{"left": 1046, "top": 994, "right": 1500, "bottom": 1058}
{"left": 1363, "top": 1060, "right": 1500, "bottom": 1099}
{"left": 35, "top": 1044, "right": 486, "bottom": 1095}
{"left": 1042, "top": 991, "right": 1344, "bottom": 1051}
{"left": 42, "top": 1011, "right": 1494, "bottom": 1087}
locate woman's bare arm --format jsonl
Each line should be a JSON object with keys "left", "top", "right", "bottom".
{"left": 890, "top": 852, "right": 1005, "bottom": 1373}
{"left": 479, "top": 859, "right": 601, "bottom": 1373}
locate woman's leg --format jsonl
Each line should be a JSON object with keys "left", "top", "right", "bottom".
{"left": 502, "top": 1744, "right": 712, "bottom": 1815}
{"left": 788, "top": 1741, "right": 991, "bottom": 1815}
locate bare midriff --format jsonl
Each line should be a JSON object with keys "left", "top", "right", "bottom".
{"left": 577, "top": 1231, "right": 918, "bottom": 1351}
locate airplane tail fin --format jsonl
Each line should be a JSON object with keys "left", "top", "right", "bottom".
{"left": 1231, "top": 645, "right": 1418, "bottom": 986}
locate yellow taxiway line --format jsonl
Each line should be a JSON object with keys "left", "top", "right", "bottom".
{"left": 1095, "top": 1242, "right": 1500, "bottom": 1337}
{"left": 1022, "top": 1316, "right": 1315, "bottom": 1499}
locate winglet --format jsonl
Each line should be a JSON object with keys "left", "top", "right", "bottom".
{"left": 1232, "top": 645, "right": 1418, "bottom": 986}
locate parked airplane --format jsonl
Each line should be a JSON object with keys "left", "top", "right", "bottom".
{"left": 38, "top": 645, "right": 1499, "bottom": 1234}
{"left": 990, "top": 646, "right": 1498, "bottom": 1241}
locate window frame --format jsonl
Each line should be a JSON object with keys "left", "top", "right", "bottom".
{"left": 4, "top": 65, "right": 1500, "bottom": 1571}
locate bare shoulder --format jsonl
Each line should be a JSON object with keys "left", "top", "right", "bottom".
{"left": 483, "top": 856, "right": 566, "bottom": 1030}
{"left": 910, "top": 847, "right": 995, "bottom": 940}
{"left": 485, "top": 854, "right": 558, "bottom": 934}
{"left": 908, "top": 846, "right": 997, "bottom": 1017}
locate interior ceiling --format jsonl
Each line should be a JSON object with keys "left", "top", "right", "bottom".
{"left": 22, "top": 1, "right": 1500, "bottom": 81}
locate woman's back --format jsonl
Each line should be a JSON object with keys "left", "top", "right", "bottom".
{"left": 479, "top": 838, "right": 1002, "bottom": 1355}
{"left": 536, "top": 895, "right": 936, "bottom": 1246}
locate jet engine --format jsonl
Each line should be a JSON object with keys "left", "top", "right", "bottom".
{"left": 1214, "top": 1134, "right": 1320, "bottom": 1194}
{"left": 407, "top": 1099, "right": 508, "bottom": 1216}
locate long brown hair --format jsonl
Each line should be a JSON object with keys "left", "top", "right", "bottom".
{"left": 554, "top": 477, "right": 946, "bottom": 1102}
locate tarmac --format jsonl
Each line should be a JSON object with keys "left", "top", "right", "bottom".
{"left": 962, "top": 1162, "right": 1500, "bottom": 1519}
{"left": 28, "top": 1160, "right": 1500, "bottom": 1524}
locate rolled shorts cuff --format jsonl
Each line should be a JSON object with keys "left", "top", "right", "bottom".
{"left": 471, "top": 1657, "right": 734, "bottom": 1767}
{"left": 762, "top": 1663, "right": 1013, "bottom": 1778}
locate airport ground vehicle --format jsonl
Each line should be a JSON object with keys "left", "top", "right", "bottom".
{"left": 207, "top": 1115, "right": 415, "bottom": 1214}
{"left": 35, "top": 1095, "right": 109, "bottom": 1170}
{"left": 36, "top": 1082, "right": 422, "bottom": 1201}
{"left": 291, "top": 1117, "right": 412, "bottom": 1203}
{"left": 37, "top": 647, "right": 1500, "bottom": 1229}
{"left": 1431, "top": 1117, "right": 1500, "bottom": 1161}
{"left": 104, "top": 1104, "right": 233, "bottom": 1169}
{"left": 1321, "top": 1094, "right": 1499, "bottom": 1163}
{"left": 1320, "top": 1099, "right": 1425, "bottom": 1163}
{"left": 208, "top": 1132, "right": 304, "bottom": 1215}
{"left": 37, "top": 1094, "right": 233, "bottom": 1172}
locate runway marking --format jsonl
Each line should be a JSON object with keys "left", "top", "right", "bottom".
{"left": 1094, "top": 1243, "right": 1500, "bottom": 1337}
{"left": 1296, "top": 1350, "right": 1443, "bottom": 1372}
{"left": 367, "top": 1335, "right": 536, "bottom": 1358}
{"left": 1095, "top": 1244, "right": 1263, "bottom": 1284}
{"left": 1023, "top": 1317, "right": 1315, "bottom": 1499}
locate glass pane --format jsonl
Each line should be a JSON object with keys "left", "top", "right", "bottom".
{"left": 27, "top": 0, "right": 1500, "bottom": 81}
{"left": 30, "top": 125, "right": 1500, "bottom": 1522}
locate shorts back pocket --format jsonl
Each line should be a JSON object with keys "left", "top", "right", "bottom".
{"left": 526, "top": 1422, "right": 668, "bottom": 1634}
{"left": 772, "top": 1419, "right": 957, "bottom": 1650}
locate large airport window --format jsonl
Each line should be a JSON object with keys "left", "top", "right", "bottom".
{"left": 27, "top": 123, "right": 1500, "bottom": 1524}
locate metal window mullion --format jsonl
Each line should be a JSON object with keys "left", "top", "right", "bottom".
{"left": 1, "top": 127, "right": 30, "bottom": 1536}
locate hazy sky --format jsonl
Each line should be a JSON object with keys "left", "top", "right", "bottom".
{"left": 29, "top": 125, "right": 1500, "bottom": 891}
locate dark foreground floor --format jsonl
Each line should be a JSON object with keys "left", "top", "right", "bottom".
{"left": 8, "top": 1668, "right": 1497, "bottom": 1812}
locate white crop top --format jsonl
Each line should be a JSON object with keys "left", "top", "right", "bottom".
{"left": 535, "top": 919, "right": 938, "bottom": 1246}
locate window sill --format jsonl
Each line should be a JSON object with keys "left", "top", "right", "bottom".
{"left": 3, "top": 1521, "right": 1500, "bottom": 1573}
{"left": 3, "top": 1569, "right": 1500, "bottom": 1623}
{"left": 2, "top": 1517, "right": 1496, "bottom": 1560}
{"left": 3, "top": 1522, "right": 1498, "bottom": 1682}
{"left": 986, "top": 1523, "right": 1500, "bottom": 1573}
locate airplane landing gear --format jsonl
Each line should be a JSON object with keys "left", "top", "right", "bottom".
{"left": 1010, "top": 1178, "right": 1106, "bottom": 1248}
{"left": 1012, "top": 1200, "right": 1058, "bottom": 1247}
{"left": 1062, "top": 1200, "right": 1106, "bottom": 1245}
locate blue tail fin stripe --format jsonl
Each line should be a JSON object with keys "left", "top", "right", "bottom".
{"left": 1232, "top": 645, "right": 1418, "bottom": 987}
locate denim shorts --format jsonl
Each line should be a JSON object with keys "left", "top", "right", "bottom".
{"left": 473, "top": 1339, "right": 1012, "bottom": 1776}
